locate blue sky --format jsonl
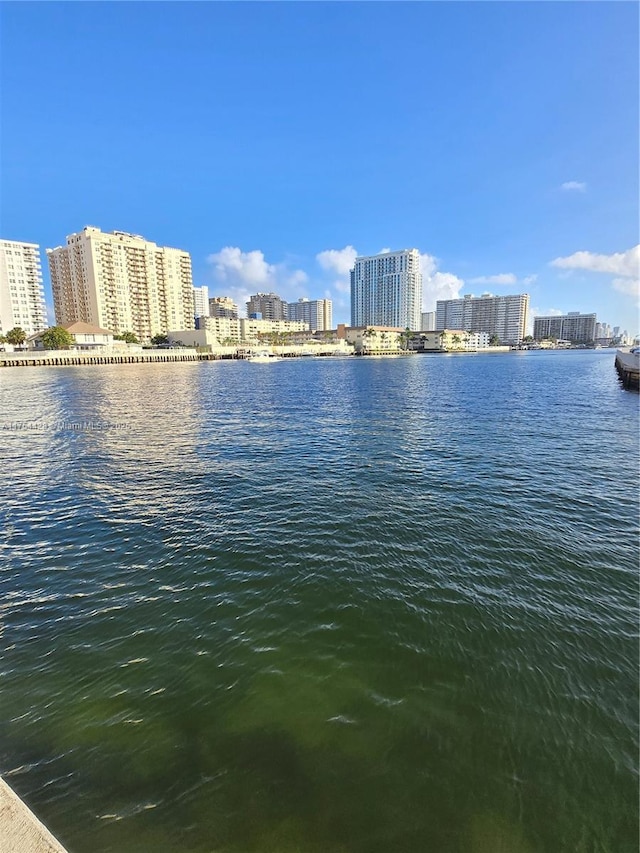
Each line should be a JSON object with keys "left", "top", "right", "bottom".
{"left": 1, "top": 1, "right": 638, "bottom": 333}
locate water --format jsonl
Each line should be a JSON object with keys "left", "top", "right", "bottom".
{"left": 0, "top": 350, "right": 637, "bottom": 853}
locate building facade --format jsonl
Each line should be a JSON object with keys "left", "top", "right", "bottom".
{"left": 436, "top": 293, "right": 529, "bottom": 345}
{"left": 534, "top": 313, "right": 597, "bottom": 343}
{"left": 209, "top": 296, "right": 238, "bottom": 318}
{"left": 193, "top": 285, "right": 209, "bottom": 319}
{"left": 287, "top": 298, "right": 332, "bottom": 331}
{"left": 421, "top": 311, "right": 436, "bottom": 331}
{"left": 0, "top": 239, "right": 47, "bottom": 336}
{"left": 196, "top": 315, "right": 241, "bottom": 342}
{"left": 246, "top": 292, "right": 288, "bottom": 320}
{"left": 350, "top": 249, "right": 422, "bottom": 330}
{"left": 47, "top": 226, "right": 195, "bottom": 342}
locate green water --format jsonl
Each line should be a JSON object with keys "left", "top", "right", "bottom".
{"left": 0, "top": 351, "right": 637, "bottom": 852}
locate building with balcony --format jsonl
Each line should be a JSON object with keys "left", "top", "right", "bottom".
{"left": 436, "top": 293, "right": 529, "bottom": 345}
{"left": 47, "top": 226, "right": 194, "bottom": 343}
{"left": 0, "top": 239, "right": 47, "bottom": 336}
{"left": 287, "top": 298, "right": 332, "bottom": 331}
{"left": 533, "top": 312, "right": 597, "bottom": 343}
{"left": 209, "top": 296, "right": 238, "bottom": 318}
{"left": 193, "top": 285, "right": 209, "bottom": 318}
{"left": 350, "top": 249, "right": 422, "bottom": 330}
{"left": 246, "top": 292, "right": 288, "bottom": 320}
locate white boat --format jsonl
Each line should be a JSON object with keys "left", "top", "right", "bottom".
{"left": 247, "top": 351, "right": 280, "bottom": 363}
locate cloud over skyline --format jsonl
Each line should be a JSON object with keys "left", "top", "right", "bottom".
{"left": 468, "top": 273, "right": 517, "bottom": 286}
{"left": 560, "top": 181, "right": 587, "bottom": 192}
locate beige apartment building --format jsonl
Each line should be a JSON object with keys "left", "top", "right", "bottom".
{"left": 47, "top": 226, "right": 195, "bottom": 342}
{"left": 197, "top": 315, "right": 308, "bottom": 344}
{"left": 0, "top": 239, "right": 47, "bottom": 336}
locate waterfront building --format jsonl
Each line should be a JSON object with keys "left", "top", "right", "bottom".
{"left": 209, "top": 296, "right": 238, "bottom": 318}
{"left": 287, "top": 298, "right": 332, "bottom": 331}
{"left": 196, "top": 315, "right": 241, "bottom": 342}
{"left": 436, "top": 293, "right": 529, "bottom": 345}
{"left": 246, "top": 292, "right": 288, "bottom": 321}
{"left": 412, "top": 329, "right": 493, "bottom": 351}
{"left": 196, "top": 315, "right": 307, "bottom": 344}
{"left": 47, "top": 226, "right": 195, "bottom": 343}
{"left": 193, "top": 285, "right": 209, "bottom": 319}
{"left": 344, "top": 325, "right": 405, "bottom": 354}
{"left": 350, "top": 249, "right": 422, "bottom": 330}
{"left": 421, "top": 311, "right": 436, "bottom": 331}
{"left": 0, "top": 239, "right": 47, "bottom": 336}
{"left": 240, "top": 318, "right": 307, "bottom": 343}
{"left": 533, "top": 312, "right": 596, "bottom": 343}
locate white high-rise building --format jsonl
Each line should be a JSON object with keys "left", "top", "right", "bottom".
{"left": 287, "top": 298, "right": 333, "bottom": 331}
{"left": 47, "top": 226, "right": 194, "bottom": 342}
{"left": 350, "top": 249, "right": 422, "bottom": 330}
{"left": 193, "top": 285, "right": 209, "bottom": 319}
{"left": 0, "top": 239, "right": 47, "bottom": 336}
{"left": 436, "top": 293, "right": 529, "bottom": 345}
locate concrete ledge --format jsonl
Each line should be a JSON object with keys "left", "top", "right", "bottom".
{"left": 0, "top": 777, "right": 69, "bottom": 853}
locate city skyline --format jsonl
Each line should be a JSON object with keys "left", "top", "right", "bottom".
{"left": 1, "top": 3, "right": 638, "bottom": 334}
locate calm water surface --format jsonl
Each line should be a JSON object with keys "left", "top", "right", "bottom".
{"left": 0, "top": 351, "right": 638, "bottom": 853}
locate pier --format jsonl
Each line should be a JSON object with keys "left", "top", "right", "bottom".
{"left": 615, "top": 348, "right": 639, "bottom": 390}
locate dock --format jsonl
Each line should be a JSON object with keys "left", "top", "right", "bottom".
{"left": 0, "top": 776, "right": 68, "bottom": 853}
{"left": 615, "top": 348, "right": 639, "bottom": 390}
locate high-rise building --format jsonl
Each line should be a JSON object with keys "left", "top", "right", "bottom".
{"left": 246, "top": 292, "right": 288, "bottom": 320}
{"left": 287, "top": 298, "right": 332, "bottom": 331}
{"left": 193, "top": 285, "right": 209, "bottom": 319}
{"left": 47, "top": 226, "right": 194, "bottom": 342}
{"left": 350, "top": 249, "right": 422, "bottom": 330}
{"left": 533, "top": 312, "right": 596, "bottom": 343}
{"left": 421, "top": 311, "right": 436, "bottom": 331}
{"left": 0, "top": 239, "right": 47, "bottom": 336}
{"left": 209, "top": 296, "right": 238, "bottom": 318}
{"left": 436, "top": 293, "right": 529, "bottom": 345}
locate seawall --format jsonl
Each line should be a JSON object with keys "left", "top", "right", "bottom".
{"left": 0, "top": 776, "right": 69, "bottom": 853}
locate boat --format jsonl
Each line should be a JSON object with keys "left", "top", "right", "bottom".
{"left": 247, "top": 351, "right": 280, "bottom": 363}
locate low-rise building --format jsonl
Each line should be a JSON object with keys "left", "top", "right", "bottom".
{"left": 344, "top": 325, "right": 406, "bottom": 353}
{"left": 409, "top": 330, "right": 495, "bottom": 351}
{"left": 27, "top": 321, "right": 115, "bottom": 350}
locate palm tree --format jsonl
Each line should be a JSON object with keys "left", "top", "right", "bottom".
{"left": 452, "top": 334, "right": 462, "bottom": 350}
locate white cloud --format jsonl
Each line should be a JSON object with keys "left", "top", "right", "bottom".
{"left": 560, "top": 181, "right": 587, "bottom": 192}
{"left": 468, "top": 273, "right": 517, "bottom": 286}
{"left": 419, "top": 252, "right": 438, "bottom": 278}
{"left": 316, "top": 245, "right": 358, "bottom": 300}
{"left": 206, "top": 246, "right": 309, "bottom": 316}
{"left": 423, "top": 271, "right": 465, "bottom": 312}
{"left": 522, "top": 274, "right": 538, "bottom": 286}
{"left": 207, "top": 247, "right": 276, "bottom": 288}
{"left": 316, "top": 246, "right": 357, "bottom": 276}
{"left": 379, "top": 247, "right": 391, "bottom": 254}
{"left": 550, "top": 245, "right": 639, "bottom": 278}
{"left": 612, "top": 277, "right": 640, "bottom": 298}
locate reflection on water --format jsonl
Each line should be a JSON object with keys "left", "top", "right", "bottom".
{"left": 0, "top": 352, "right": 638, "bottom": 852}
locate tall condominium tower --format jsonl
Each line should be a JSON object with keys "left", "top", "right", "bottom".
{"left": 436, "top": 293, "right": 530, "bottom": 345}
{"left": 287, "top": 298, "right": 333, "bottom": 331}
{"left": 193, "top": 285, "right": 209, "bottom": 319}
{"left": 533, "top": 312, "right": 596, "bottom": 343}
{"left": 0, "top": 239, "right": 47, "bottom": 336}
{"left": 246, "top": 292, "right": 288, "bottom": 320}
{"left": 350, "top": 249, "right": 422, "bottom": 330}
{"left": 209, "top": 296, "right": 238, "bottom": 318}
{"left": 47, "top": 226, "right": 194, "bottom": 341}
